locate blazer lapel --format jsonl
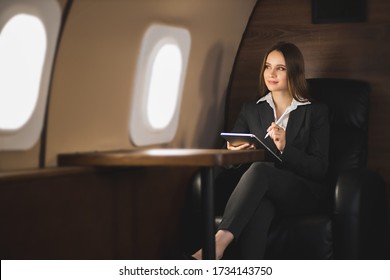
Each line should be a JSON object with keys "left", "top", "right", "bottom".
{"left": 257, "top": 102, "right": 274, "bottom": 138}
{"left": 286, "top": 106, "right": 307, "bottom": 143}
{"left": 257, "top": 102, "right": 279, "bottom": 149}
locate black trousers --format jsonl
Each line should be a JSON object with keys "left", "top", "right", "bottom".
{"left": 218, "top": 162, "right": 320, "bottom": 259}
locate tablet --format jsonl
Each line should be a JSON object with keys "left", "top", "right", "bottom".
{"left": 220, "top": 132, "right": 259, "bottom": 147}
{"left": 220, "top": 132, "right": 282, "bottom": 162}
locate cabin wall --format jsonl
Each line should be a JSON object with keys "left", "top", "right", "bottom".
{"left": 0, "top": 0, "right": 256, "bottom": 170}
{"left": 226, "top": 0, "right": 390, "bottom": 241}
{"left": 45, "top": 0, "right": 257, "bottom": 167}
{"left": 0, "top": 166, "right": 198, "bottom": 259}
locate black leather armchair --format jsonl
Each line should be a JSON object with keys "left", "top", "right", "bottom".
{"left": 185, "top": 78, "right": 388, "bottom": 259}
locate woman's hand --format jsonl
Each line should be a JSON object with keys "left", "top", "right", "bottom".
{"left": 267, "top": 122, "right": 286, "bottom": 152}
{"left": 227, "top": 141, "right": 256, "bottom": 150}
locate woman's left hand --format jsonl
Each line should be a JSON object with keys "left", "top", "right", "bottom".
{"left": 267, "top": 122, "right": 286, "bottom": 152}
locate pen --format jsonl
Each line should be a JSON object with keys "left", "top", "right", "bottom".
{"left": 264, "top": 104, "right": 297, "bottom": 138}
{"left": 264, "top": 119, "right": 282, "bottom": 139}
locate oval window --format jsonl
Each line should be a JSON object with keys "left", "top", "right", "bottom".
{"left": 147, "top": 43, "right": 182, "bottom": 130}
{"left": 129, "top": 24, "right": 191, "bottom": 146}
{"left": 0, "top": 14, "right": 47, "bottom": 130}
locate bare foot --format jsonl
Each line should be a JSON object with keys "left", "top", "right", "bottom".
{"left": 215, "top": 230, "right": 234, "bottom": 259}
{"left": 191, "top": 230, "right": 234, "bottom": 260}
{"left": 192, "top": 250, "right": 202, "bottom": 260}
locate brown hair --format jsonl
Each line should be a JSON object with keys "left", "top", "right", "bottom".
{"left": 259, "top": 42, "right": 310, "bottom": 101}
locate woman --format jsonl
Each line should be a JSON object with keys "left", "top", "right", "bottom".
{"left": 193, "top": 41, "right": 329, "bottom": 259}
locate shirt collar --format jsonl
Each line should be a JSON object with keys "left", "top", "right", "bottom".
{"left": 256, "top": 92, "right": 311, "bottom": 108}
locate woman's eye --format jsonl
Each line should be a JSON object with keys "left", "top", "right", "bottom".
{"left": 278, "top": 67, "right": 286, "bottom": 71}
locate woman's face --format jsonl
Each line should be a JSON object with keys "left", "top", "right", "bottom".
{"left": 263, "top": 50, "right": 289, "bottom": 94}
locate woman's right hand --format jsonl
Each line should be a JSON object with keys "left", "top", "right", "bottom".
{"left": 227, "top": 142, "right": 256, "bottom": 150}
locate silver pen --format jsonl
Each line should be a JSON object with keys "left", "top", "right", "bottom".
{"left": 264, "top": 120, "right": 282, "bottom": 139}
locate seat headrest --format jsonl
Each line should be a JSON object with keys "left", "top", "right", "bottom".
{"left": 307, "top": 78, "right": 370, "bottom": 131}
{"left": 307, "top": 78, "right": 370, "bottom": 176}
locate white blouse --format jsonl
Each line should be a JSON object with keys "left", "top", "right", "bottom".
{"left": 256, "top": 92, "right": 311, "bottom": 133}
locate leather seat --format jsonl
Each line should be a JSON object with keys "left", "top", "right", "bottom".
{"left": 185, "top": 78, "right": 388, "bottom": 259}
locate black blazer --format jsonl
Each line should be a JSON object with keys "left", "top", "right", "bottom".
{"left": 231, "top": 100, "right": 329, "bottom": 197}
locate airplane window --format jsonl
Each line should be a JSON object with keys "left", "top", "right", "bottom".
{"left": 130, "top": 24, "right": 191, "bottom": 146}
{"left": 0, "top": 14, "right": 47, "bottom": 130}
{"left": 0, "top": 0, "right": 61, "bottom": 150}
{"left": 147, "top": 43, "right": 182, "bottom": 129}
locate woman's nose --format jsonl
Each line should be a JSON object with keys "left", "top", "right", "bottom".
{"left": 269, "top": 69, "right": 276, "bottom": 77}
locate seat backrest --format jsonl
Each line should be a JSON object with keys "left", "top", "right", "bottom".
{"left": 307, "top": 78, "right": 370, "bottom": 183}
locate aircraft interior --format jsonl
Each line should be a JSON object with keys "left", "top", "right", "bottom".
{"left": 0, "top": 0, "right": 389, "bottom": 260}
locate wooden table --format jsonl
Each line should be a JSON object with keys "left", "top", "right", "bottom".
{"left": 58, "top": 148, "right": 264, "bottom": 259}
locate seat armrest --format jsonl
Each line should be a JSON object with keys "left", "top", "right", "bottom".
{"left": 333, "top": 168, "right": 388, "bottom": 259}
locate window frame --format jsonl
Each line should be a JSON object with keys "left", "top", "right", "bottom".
{"left": 0, "top": 0, "right": 61, "bottom": 150}
{"left": 129, "top": 24, "right": 191, "bottom": 146}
